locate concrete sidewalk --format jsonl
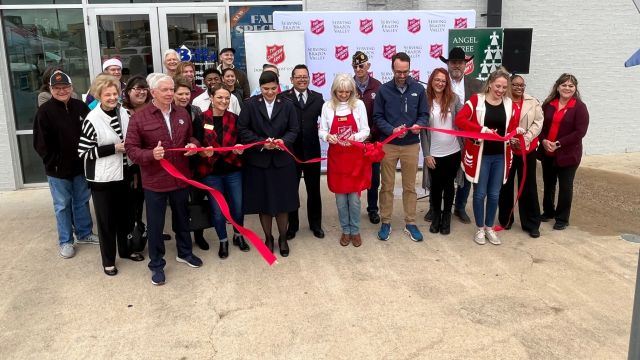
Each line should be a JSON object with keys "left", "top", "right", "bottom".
{"left": 0, "top": 154, "right": 638, "bottom": 359}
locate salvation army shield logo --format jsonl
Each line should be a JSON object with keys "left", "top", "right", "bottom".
{"left": 410, "top": 69, "right": 420, "bottom": 81}
{"left": 455, "top": 17, "right": 468, "bottom": 29}
{"left": 266, "top": 44, "right": 285, "bottom": 65}
{"left": 310, "top": 19, "right": 324, "bottom": 35}
{"left": 383, "top": 45, "right": 397, "bottom": 60}
{"left": 429, "top": 44, "right": 443, "bottom": 59}
{"left": 335, "top": 46, "right": 349, "bottom": 61}
{"left": 407, "top": 18, "right": 421, "bottom": 33}
{"left": 360, "top": 19, "right": 373, "bottom": 34}
{"left": 464, "top": 56, "right": 475, "bottom": 75}
{"left": 312, "top": 72, "right": 326, "bottom": 87}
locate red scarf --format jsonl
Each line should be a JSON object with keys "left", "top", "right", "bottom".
{"left": 197, "top": 109, "right": 242, "bottom": 177}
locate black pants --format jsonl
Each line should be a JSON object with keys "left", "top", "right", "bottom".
{"left": 145, "top": 188, "right": 193, "bottom": 272}
{"left": 498, "top": 151, "right": 541, "bottom": 231}
{"left": 91, "top": 180, "right": 133, "bottom": 267}
{"left": 288, "top": 162, "right": 322, "bottom": 231}
{"left": 128, "top": 165, "right": 145, "bottom": 227}
{"left": 540, "top": 156, "right": 578, "bottom": 226}
{"left": 428, "top": 151, "right": 460, "bottom": 213}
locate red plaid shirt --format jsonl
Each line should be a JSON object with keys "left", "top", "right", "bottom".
{"left": 197, "top": 109, "right": 242, "bottom": 177}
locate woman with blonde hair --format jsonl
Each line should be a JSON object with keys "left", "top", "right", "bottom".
{"left": 319, "top": 74, "right": 370, "bottom": 247}
{"left": 78, "top": 74, "right": 144, "bottom": 276}
{"left": 454, "top": 68, "right": 524, "bottom": 246}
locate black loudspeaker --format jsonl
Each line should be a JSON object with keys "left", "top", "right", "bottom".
{"left": 486, "top": 0, "right": 503, "bottom": 27}
{"left": 502, "top": 28, "right": 533, "bottom": 74}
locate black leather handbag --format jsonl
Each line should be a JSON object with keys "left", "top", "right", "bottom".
{"left": 188, "top": 201, "right": 213, "bottom": 231}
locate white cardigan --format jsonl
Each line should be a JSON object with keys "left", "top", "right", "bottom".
{"left": 318, "top": 100, "right": 370, "bottom": 142}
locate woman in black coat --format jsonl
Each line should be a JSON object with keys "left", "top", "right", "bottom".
{"left": 538, "top": 73, "right": 589, "bottom": 230}
{"left": 238, "top": 71, "right": 299, "bottom": 257}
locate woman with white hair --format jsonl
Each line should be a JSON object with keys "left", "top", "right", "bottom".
{"left": 163, "top": 49, "right": 180, "bottom": 77}
{"left": 319, "top": 74, "right": 370, "bottom": 247}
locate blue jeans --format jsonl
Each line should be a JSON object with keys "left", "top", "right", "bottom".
{"left": 366, "top": 162, "right": 380, "bottom": 213}
{"left": 336, "top": 193, "right": 361, "bottom": 235}
{"left": 472, "top": 154, "right": 504, "bottom": 228}
{"left": 47, "top": 175, "right": 93, "bottom": 246}
{"left": 201, "top": 171, "right": 244, "bottom": 242}
{"left": 455, "top": 178, "right": 471, "bottom": 212}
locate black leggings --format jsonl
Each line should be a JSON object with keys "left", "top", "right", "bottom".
{"left": 428, "top": 151, "right": 461, "bottom": 213}
{"left": 541, "top": 156, "right": 578, "bottom": 225}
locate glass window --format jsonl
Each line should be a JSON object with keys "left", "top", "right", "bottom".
{"left": 2, "top": 9, "right": 89, "bottom": 131}
{"left": 166, "top": 13, "right": 219, "bottom": 88}
{"left": 2, "top": 9, "right": 89, "bottom": 184}
{"left": 89, "top": 0, "right": 221, "bottom": 3}
{"left": 96, "top": 14, "right": 154, "bottom": 80}
{"left": 17, "top": 134, "right": 46, "bottom": 184}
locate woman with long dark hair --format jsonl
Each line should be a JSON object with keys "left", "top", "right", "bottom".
{"left": 420, "top": 68, "right": 463, "bottom": 235}
{"left": 538, "top": 73, "right": 589, "bottom": 230}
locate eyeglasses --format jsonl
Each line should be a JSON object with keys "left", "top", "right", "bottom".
{"left": 293, "top": 76, "right": 309, "bottom": 80}
{"left": 511, "top": 83, "right": 526, "bottom": 88}
{"left": 51, "top": 85, "right": 72, "bottom": 91}
{"left": 352, "top": 64, "right": 366, "bottom": 70}
{"left": 131, "top": 87, "right": 149, "bottom": 93}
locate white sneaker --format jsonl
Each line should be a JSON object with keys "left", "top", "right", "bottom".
{"left": 474, "top": 229, "right": 486, "bottom": 245}
{"left": 59, "top": 243, "right": 75, "bottom": 258}
{"left": 485, "top": 228, "right": 501, "bottom": 245}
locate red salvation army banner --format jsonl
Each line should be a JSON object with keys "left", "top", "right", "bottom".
{"left": 244, "top": 30, "right": 306, "bottom": 93}
{"left": 272, "top": 10, "right": 476, "bottom": 99}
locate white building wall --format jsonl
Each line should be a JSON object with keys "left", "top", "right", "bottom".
{"left": 0, "top": 70, "right": 17, "bottom": 190}
{"left": 307, "top": 0, "right": 640, "bottom": 154}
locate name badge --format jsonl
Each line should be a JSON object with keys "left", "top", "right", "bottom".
{"left": 337, "top": 116, "right": 348, "bottom": 122}
{"left": 204, "top": 124, "right": 214, "bottom": 130}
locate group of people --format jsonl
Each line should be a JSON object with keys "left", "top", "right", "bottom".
{"left": 32, "top": 45, "right": 589, "bottom": 285}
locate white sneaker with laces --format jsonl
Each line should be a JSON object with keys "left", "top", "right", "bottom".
{"left": 59, "top": 243, "right": 75, "bottom": 258}
{"left": 485, "top": 228, "right": 501, "bottom": 245}
{"left": 474, "top": 229, "right": 486, "bottom": 245}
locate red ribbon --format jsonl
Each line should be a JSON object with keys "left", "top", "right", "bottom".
{"left": 158, "top": 159, "right": 277, "bottom": 266}
{"left": 161, "top": 127, "right": 527, "bottom": 264}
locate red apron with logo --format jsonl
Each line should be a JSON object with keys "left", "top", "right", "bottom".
{"left": 327, "top": 112, "right": 371, "bottom": 194}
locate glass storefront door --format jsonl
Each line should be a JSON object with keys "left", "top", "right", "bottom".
{"left": 88, "top": 7, "right": 227, "bottom": 81}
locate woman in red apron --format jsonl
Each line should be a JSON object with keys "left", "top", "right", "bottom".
{"left": 319, "top": 74, "right": 370, "bottom": 247}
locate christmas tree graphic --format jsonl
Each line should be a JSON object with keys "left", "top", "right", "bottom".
{"left": 478, "top": 31, "right": 502, "bottom": 81}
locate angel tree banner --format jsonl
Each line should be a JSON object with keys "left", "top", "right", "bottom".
{"left": 273, "top": 10, "right": 476, "bottom": 99}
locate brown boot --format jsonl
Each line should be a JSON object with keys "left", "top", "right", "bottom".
{"left": 351, "top": 234, "right": 362, "bottom": 247}
{"left": 340, "top": 233, "right": 350, "bottom": 246}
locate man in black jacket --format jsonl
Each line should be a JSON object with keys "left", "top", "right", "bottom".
{"left": 33, "top": 71, "right": 98, "bottom": 259}
{"left": 282, "top": 64, "right": 325, "bottom": 239}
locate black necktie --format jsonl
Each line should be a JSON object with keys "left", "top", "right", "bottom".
{"left": 298, "top": 92, "right": 305, "bottom": 108}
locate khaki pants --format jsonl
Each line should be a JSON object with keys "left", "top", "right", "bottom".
{"left": 379, "top": 143, "right": 420, "bottom": 224}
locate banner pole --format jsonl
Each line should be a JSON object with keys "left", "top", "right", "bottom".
{"left": 629, "top": 250, "right": 640, "bottom": 360}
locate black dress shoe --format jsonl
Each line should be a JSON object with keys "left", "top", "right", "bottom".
{"left": 218, "top": 241, "right": 229, "bottom": 259}
{"left": 278, "top": 236, "right": 289, "bottom": 257}
{"left": 312, "top": 228, "right": 325, "bottom": 238}
{"left": 103, "top": 266, "right": 118, "bottom": 276}
{"left": 453, "top": 209, "right": 471, "bottom": 224}
{"left": 195, "top": 236, "right": 209, "bottom": 251}
{"left": 233, "top": 235, "right": 250, "bottom": 252}
{"left": 424, "top": 208, "right": 433, "bottom": 222}
{"left": 553, "top": 222, "right": 568, "bottom": 230}
{"left": 265, "top": 235, "right": 275, "bottom": 253}
{"left": 285, "top": 229, "right": 297, "bottom": 240}
{"left": 368, "top": 212, "right": 381, "bottom": 224}
{"left": 529, "top": 229, "right": 541, "bottom": 238}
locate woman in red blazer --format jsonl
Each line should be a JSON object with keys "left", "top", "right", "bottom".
{"left": 455, "top": 68, "right": 524, "bottom": 246}
{"left": 537, "top": 74, "right": 589, "bottom": 230}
